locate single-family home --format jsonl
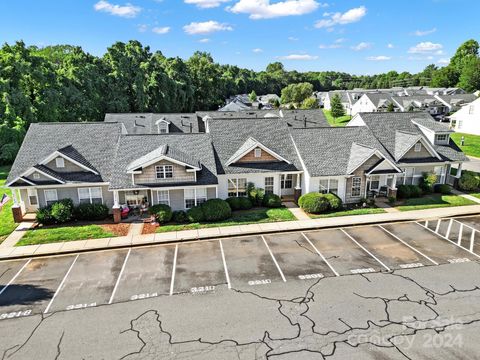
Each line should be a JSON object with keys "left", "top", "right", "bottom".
{"left": 351, "top": 93, "right": 399, "bottom": 116}
{"left": 450, "top": 97, "right": 480, "bottom": 135}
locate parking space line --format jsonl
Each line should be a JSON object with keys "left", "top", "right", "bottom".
{"left": 109, "top": 249, "right": 131, "bottom": 304}
{"left": 340, "top": 229, "right": 391, "bottom": 271}
{"left": 261, "top": 236, "right": 286, "bottom": 282}
{"left": 218, "top": 240, "right": 231, "bottom": 289}
{"left": 0, "top": 259, "right": 31, "bottom": 297}
{"left": 446, "top": 218, "right": 453, "bottom": 239}
{"left": 452, "top": 219, "right": 478, "bottom": 254}
{"left": 415, "top": 221, "right": 480, "bottom": 259}
{"left": 170, "top": 244, "right": 178, "bottom": 296}
{"left": 435, "top": 219, "right": 442, "bottom": 233}
{"left": 301, "top": 233, "right": 340, "bottom": 277}
{"left": 378, "top": 225, "right": 439, "bottom": 266}
{"left": 44, "top": 255, "right": 79, "bottom": 314}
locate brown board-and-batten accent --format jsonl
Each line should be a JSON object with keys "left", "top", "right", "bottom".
{"left": 236, "top": 147, "right": 280, "bottom": 163}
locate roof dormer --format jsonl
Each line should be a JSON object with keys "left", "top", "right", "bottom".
{"left": 155, "top": 118, "right": 170, "bottom": 134}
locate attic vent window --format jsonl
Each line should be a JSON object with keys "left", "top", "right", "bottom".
{"left": 158, "top": 122, "right": 169, "bottom": 134}
{"left": 436, "top": 134, "right": 448, "bottom": 142}
{"left": 414, "top": 143, "right": 422, "bottom": 152}
{"left": 56, "top": 158, "right": 65, "bottom": 168}
{"left": 33, "top": 173, "right": 40, "bottom": 180}
{"left": 254, "top": 148, "right": 262, "bottom": 158}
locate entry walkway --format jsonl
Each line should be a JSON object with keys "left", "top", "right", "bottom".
{"left": 284, "top": 201, "right": 311, "bottom": 220}
{"left": 451, "top": 189, "right": 480, "bottom": 205}
{"left": 0, "top": 221, "right": 34, "bottom": 248}
{"left": 1, "top": 204, "right": 480, "bottom": 260}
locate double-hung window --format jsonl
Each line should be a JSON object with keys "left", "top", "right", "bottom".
{"left": 44, "top": 189, "right": 58, "bottom": 206}
{"left": 55, "top": 157, "right": 65, "bottom": 168}
{"left": 319, "top": 179, "right": 329, "bottom": 194}
{"left": 351, "top": 177, "right": 362, "bottom": 197}
{"left": 370, "top": 176, "right": 380, "bottom": 190}
{"left": 157, "top": 122, "right": 169, "bottom": 134}
{"left": 281, "top": 174, "right": 293, "bottom": 189}
{"left": 78, "top": 187, "right": 103, "bottom": 204}
{"left": 264, "top": 177, "right": 274, "bottom": 194}
{"left": 319, "top": 179, "right": 338, "bottom": 195}
{"left": 414, "top": 143, "right": 422, "bottom": 152}
{"left": 228, "top": 178, "right": 247, "bottom": 197}
{"left": 155, "top": 165, "right": 173, "bottom": 179}
{"left": 184, "top": 188, "right": 208, "bottom": 209}
{"left": 156, "top": 190, "right": 170, "bottom": 205}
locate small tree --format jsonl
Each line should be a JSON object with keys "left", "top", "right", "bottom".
{"left": 301, "top": 97, "right": 319, "bottom": 109}
{"left": 387, "top": 102, "right": 395, "bottom": 112}
{"left": 249, "top": 90, "right": 257, "bottom": 102}
{"left": 330, "top": 93, "right": 345, "bottom": 120}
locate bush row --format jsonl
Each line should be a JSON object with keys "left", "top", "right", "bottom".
{"left": 298, "top": 192, "right": 342, "bottom": 214}
{"left": 36, "top": 199, "right": 109, "bottom": 225}
{"left": 397, "top": 182, "right": 452, "bottom": 199}
{"left": 458, "top": 171, "right": 480, "bottom": 191}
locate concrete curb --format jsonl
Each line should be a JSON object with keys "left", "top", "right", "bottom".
{"left": 1, "top": 205, "right": 480, "bottom": 261}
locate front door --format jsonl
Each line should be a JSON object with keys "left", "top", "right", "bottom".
{"left": 280, "top": 174, "right": 294, "bottom": 196}
{"left": 27, "top": 188, "right": 39, "bottom": 211}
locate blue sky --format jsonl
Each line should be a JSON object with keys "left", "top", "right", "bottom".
{"left": 1, "top": 0, "right": 479, "bottom": 74}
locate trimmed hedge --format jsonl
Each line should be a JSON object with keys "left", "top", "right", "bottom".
{"left": 459, "top": 171, "right": 480, "bottom": 191}
{"left": 263, "top": 193, "right": 282, "bottom": 208}
{"left": 201, "top": 199, "right": 232, "bottom": 221}
{"left": 298, "top": 193, "right": 330, "bottom": 214}
{"left": 148, "top": 204, "right": 173, "bottom": 224}
{"left": 238, "top": 197, "right": 253, "bottom": 210}
{"left": 227, "top": 197, "right": 253, "bottom": 210}
{"left": 397, "top": 185, "right": 422, "bottom": 199}
{"left": 36, "top": 207, "right": 55, "bottom": 225}
{"left": 74, "top": 203, "right": 109, "bottom": 221}
{"left": 187, "top": 206, "right": 204, "bottom": 223}
{"left": 172, "top": 210, "right": 188, "bottom": 223}
{"left": 434, "top": 184, "right": 452, "bottom": 195}
{"left": 324, "top": 193, "right": 342, "bottom": 210}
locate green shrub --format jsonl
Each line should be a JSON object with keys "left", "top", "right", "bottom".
{"left": 148, "top": 204, "right": 173, "bottom": 223}
{"left": 247, "top": 182, "right": 265, "bottom": 206}
{"left": 172, "top": 210, "right": 188, "bottom": 223}
{"left": 263, "top": 193, "right": 282, "bottom": 208}
{"left": 459, "top": 171, "right": 480, "bottom": 191}
{"left": 298, "top": 192, "right": 330, "bottom": 214}
{"left": 434, "top": 184, "right": 452, "bottom": 195}
{"left": 408, "top": 185, "right": 422, "bottom": 198}
{"left": 201, "top": 199, "right": 231, "bottom": 222}
{"left": 388, "top": 196, "right": 396, "bottom": 205}
{"left": 226, "top": 197, "right": 242, "bottom": 210}
{"left": 324, "top": 193, "right": 342, "bottom": 210}
{"left": 397, "top": 185, "right": 411, "bottom": 199}
{"left": 420, "top": 172, "right": 437, "bottom": 193}
{"left": 186, "top": 206, "right": 204, "bottom": 223}
{"left": 238, "top": 197, "right": 253, "bottom": 210}
{"left": 50, "top": 199, "right": 74, "bottom": 223}
{"left": 74, "top": 203, "right": 109, "bottom": 221}
{"left": 36, "top": 207, "right": 55, "bottom": 225}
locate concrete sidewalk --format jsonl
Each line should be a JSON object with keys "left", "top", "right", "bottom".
{"left": 1, "top": 204, "right": 480, "bottom": 260}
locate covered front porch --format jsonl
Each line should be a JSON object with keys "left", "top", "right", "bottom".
{"left": 365, "top": 172, "right": 399, "bottom": 199}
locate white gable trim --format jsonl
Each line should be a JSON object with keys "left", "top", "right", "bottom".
{"left": 126, "top": 155, "right": 201, "bottom": 173}
{"left": 39, "top": 151, "right": 99, "bottom": 175}
{"left": 6, "top": 167, "right": 66, "bottom": 187}
{"left": 366, "top": 158, "right": 402, "bottom": 175}
{"left": 348, "top": 149, "right": 387, "bottom": 175}
{"left": 398, "top": 137, "right": 441, "bottom": 161}
{"left": 225, "top": 138, "right": 291, "bottom": 166}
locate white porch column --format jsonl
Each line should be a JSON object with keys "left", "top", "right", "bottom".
{"left": 391, "top": 174, "right": 397, "bottom": 190}
{"left": 295, "top": 173, "right": 301, "bottom": 189}
{"left": 113, "top": 190, "right": 120, "bottom": 208}
{"left": 456, "top": 163, "right": 463, "bottom": 178}
{"left": 11, "top": 188, "right": 19, "bottom": 206}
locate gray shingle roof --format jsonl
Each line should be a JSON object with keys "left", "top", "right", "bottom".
{"left": 219, "top": 100, "right": 251, "bottom": 112}
{"left": 57, "top": 145, "right": 99, "bottom": 173}
{"left": 127, "top": 144, "right": 200, "bottom": 172}
{"left": 104, "top": 113, "right": 200, "bottom": 134}
{"left": 290, "top": 127, "right": 394, "bottom": 177}
{"left": 346, "top": 143, "right": 378, "bottom": 174}
{"left": 357, "top": 112, "right": 467, "bottom": 162}
{"left": 7, "top": 122, "right": 123, "bottom": 185}
{"left": 281, "top": 109, "right": 329, "bottom": 128}
{"left": 110, "top": 134, "right": 217, "bottom": 189}
{"left": 394, "top": 131, "right": 422, "bottom": 161}
{"left": 364, "top": 93, "right": 395, "bottom": 108}
{"left": 209, "top": 118, "right": 302, "bottom": 174}
{"left": 437, "top": 94, "right": 477, "bottom": 106}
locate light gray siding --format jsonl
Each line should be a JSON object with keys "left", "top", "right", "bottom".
{"left": 35, "top": 185, "right": 111, "bottom": 208}
{"left": 45, "top": 157, "right": 84, "bottom": 173}
{"left": 134, "top": 160, "right": 195, "bottom": 185}
{"left": 169, "top": 189, "right": 185, "bottom": 211}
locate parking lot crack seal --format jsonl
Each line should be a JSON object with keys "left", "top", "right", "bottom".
{"left": 54, "top": 331, "right": 64, "bottom": 360}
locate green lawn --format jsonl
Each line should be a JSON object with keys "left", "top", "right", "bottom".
{"left": 0, "top": 165, "right": 17, "bottom": 243}
{"left": 156, "top": 207, "right": 295, "bottom": 233}
{"left": 451, "top": 133, "right": 480, "bottom": 158}
{"left": 17, "top": 225, "right": 116, "bottom": 246}
{"left": 395, "top": 194, "right": 476, "bottom": 211}
{"left": 309, "top": 207, "right": 386, "bottom": 219}
{"left": 323, "top": 109, "right": 351, "bottom": 127}
{"left": 469, "top": 193, "right": 480, "bottom": 200}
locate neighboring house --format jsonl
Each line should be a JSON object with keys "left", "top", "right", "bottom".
{"left": 435, "top": 94, "right": 478, "bottom": 113}
{"left": 257, "top": 94, "right": 280, "bottom": 106}
{"left": 391, "top": 95, "right": 449, "bottom": 119}
{"left": 348, "top": 112, "right": 466, "bottom": 189}
{"left": 7, "top": 111, "right": 466, "bottom": 223}
{"left": 323, "top": 91, "right": 354, "bottom": 115}
{"left": 450, "top": 97, "right": 480, "bottom": 135}
{"left": 218, "top": 99, "right": 251, "bottom": 112}
{"left": 351, "top": 93, "right": 398, "bottom": 116}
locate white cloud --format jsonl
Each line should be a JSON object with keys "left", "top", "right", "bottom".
{"left": 183, "top": 21, "right": 233, "bottom": 35}
{"left": 408, "top": 41, "right": 443, "bottom": 54}
{"left": 228, "top": 0, "right": 320, "bottom": 20}
{"left": 185, "top": 0, "right": 231, "bottom": 8}
{"left": 252, "top": 48, "right": 263, "bottom": 53}
{"left": 94, "top": 0, "right": 141, "bottom": 18}
{"left": 387, "top": 43, "right": 394, "bottom": 48}
{"left": 366, "top": 55, "right": 391, "bottom": 61}
{"left": 351, "top": 42, "right": 372, "bottom": 51}
{"left": 412, "top": 27, "right": 436, "bottom": 36}
{"left": 315, "top": 6, "right": 366, "bottom": 28}
{"left": 198, "top": 38, "right": 211, "bottom": 43}
{"left": 318, "top": 43, "right": 342, "bottom": 49}
{"left": 288, "top": 36, "right": 299, "bottom": 41}
{"left": 335, "top": 37, "right": 346, "bottom": 43}
{"left": 277, "top": 54, "right": 318, "bottom": 60}
{"left": 438, "top": 58, "right": 450, "bottom": 65}
{"left": 152, "top": 26, "right": 171, "bottom": 34}
{"left": 137, "top": 24, "right": 148, "bottom": 32}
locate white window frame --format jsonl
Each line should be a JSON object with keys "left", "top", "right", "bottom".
{"left": 254, "top": 148, "right": 262, "bottom": 158}
{"left": 458, "top": 120, "right": 463, "bottom": 129}
{"left": 370, "top": 176, "right": 380, "bottom": 191}
{"left": 351, "top": 177, "right": 361, "bottom": 197}
{"left": 436, "top": 134, "right": 448, "bottom": 142}
{"left": 155, "top": 165, "right": 174, "bottom": 179}
{"left": 227, "top": 178, "right": 247, "bottom": 197}
{"left": 318, "top": 178, "right": 339, "bottom": 195}
{"left": 44, "top": 189, "right": 58, "bottom": 206}
{"left": 264, "top": 177, "right": 274, "bottom": 194}
{"left": 156, "top": 190, "right": 170, "bottom": 205}
{"left": 78, "top": 187, "right": 103, "bottom": 205}
{"left": 55, "top": 157, "right": 65, "bottom": 168}
{"left": 157, "top": 122, "right": 169, "bottom": 134}
{"left": 27, "top": 188, "right": 38, "bottom": 207}
{"left": 33, "top": 173, "right": 40, "bottom": 180}
{"left": 184, "top": 187, "right": 208, "bottom": 209}
{"left": 281, "top": 174, "right": 293, "bottom": 189}
{"left": 469, "top": 105, "right": 474, "bottom": 115}
{"left": 414, "top": 143, "right": 422, "bottom": 152}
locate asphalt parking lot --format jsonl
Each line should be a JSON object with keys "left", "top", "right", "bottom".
{"left": 0, "top": 216, "right": 479, "bottom": 321}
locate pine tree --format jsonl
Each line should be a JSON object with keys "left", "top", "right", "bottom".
{"left": 330, "top": 93, "right": 345, "bottom": 120}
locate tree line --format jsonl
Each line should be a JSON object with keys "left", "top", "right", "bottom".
{"left": 0, "top": 39, "right": 479, "bottom": 164}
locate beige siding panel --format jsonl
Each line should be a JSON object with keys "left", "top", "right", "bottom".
{"left": 45, "top": 157, "right": 85, "bottom": 173}
{"left": 401, "top": 141, "right": 435, "bottom": 160}
{"left": 345, "top": 154, "right": 381, "bottom": 204}
{"left": 134, "top": 159, "right": 195, "bottom": 184}
{"left": 237, "top": 147, "right": 280, "bottom": 163}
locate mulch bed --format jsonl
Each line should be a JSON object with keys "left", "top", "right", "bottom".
{"left": 100, "top": 223, "right": 131, "bottom": 236}
{"left": 31, "top": 220, "right": 131, "bottom": 237}
{"left": 142, "top": 222, "right": 159, "bottom": 234}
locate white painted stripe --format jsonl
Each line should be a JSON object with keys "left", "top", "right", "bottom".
{"left": 219, "top": 240, "right": 231, "bottom": 289}
{"left": 301, "top": 232, "right": 340, "bottom": 277}
{"left": 446, "top": 218, "right": 453, "bottom": 239}
{"left": 169, "top": 244, "right": 178, "bottom": 296}
{"left": 453, "top": 219, "right": 478, "bottom": 232}
{"left": 458, "top": 223, "right": 463, "bottom": 246}
{"left": 415, "top": 221, "right": 480, "bottom": 259}
{"left": 0, "top": 259, "right": 31, "bottom": 296}
{"left": 378, "top": 225, "right": 439, "bottom": 266}
{"left": 425, "top": 220, "right": 429, "bottom": 228}
{"left": 109, "top": 249, "right": 131, "bottom": 304}
{"left": 435, "top": 219, "right": 441, "bottom": 233}
{"left": 44, "top": 254, "right": 79, "bottom": 314}
{"left": 470, "top": 230, "right": 476, "bottom": 253}
{"left": 341, "top": 229, "right": 391, "bottom": 272}
{"left": 261, "top": 236, "right": 286, "bottom": 282}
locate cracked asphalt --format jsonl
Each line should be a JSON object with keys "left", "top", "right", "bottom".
{"left": 0, "top": 217, "right": 480, "bottom": 359}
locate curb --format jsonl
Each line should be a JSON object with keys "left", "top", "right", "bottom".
{"left": 2, "top": 205, "right": 480, "bottom": 261}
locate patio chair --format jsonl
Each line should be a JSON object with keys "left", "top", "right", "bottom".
{"left": 378, "top": 186, "right": 388, "bottom": 197}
